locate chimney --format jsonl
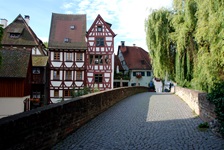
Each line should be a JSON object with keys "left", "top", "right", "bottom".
{"left": 0, "top": 18, "right": 8, "bottom": 28}
{"left": 121, "top": 41, "right": 125, "bottom": 46}
{"left": 133, "top": 44, "right": 136, "bottom": 46}
{"left": 24, "top": 15, "right": 30, "bottom": 25}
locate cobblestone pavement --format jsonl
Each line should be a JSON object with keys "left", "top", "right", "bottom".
{"left": 53, "top": 92, "right": 224, "bottom": 150}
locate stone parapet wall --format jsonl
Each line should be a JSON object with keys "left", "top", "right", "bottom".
{"left": 0, "top": 86, "right": 148, "bottom": 150}
{"left": 175, "top": 86, "right": 216, "bottom": 122}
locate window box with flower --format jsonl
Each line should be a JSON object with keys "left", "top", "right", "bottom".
{"left": 136, "top": 73, "right": 142, "bottom": 79}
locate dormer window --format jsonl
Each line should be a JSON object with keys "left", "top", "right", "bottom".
{"left": 8, "top": 27, "right": 24, "bottom": 39}
{"left": 64, "top": 38, "right": 71, "bottom": 43}
{"left": 10, "top": 33, "right": 21, "bottom": 38}
{"left": 70, "top": 25, "right": 75, "bottom": 30}
{"left": 97, "top": 26, "right": 102, "bottom": 32}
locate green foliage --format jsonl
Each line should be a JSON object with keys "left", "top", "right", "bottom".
{"left": 145, "top": 0, "right": 224, "bottom": 92}
{"left": 43, "top": 42, "right": 48, "bottom": 48}
{"left": 198, "top": 122, "right": 209, "bottom": 132}
{"left": 207, "top": 82, "right": 224, "bottom": 137}
{"left": 198, "top": 122, "right": 209, "bottom": 128}
{"left": 71, "top": 87, "right": 91, "bottom": 98}
{"left": 145, "top": 8, "right": 175, "bottom": 79}
{"left": 193, "top": 0, "right": 224, "bottom": 92}
{"left": 114, "top": 72, "right": 130, "bottom": 80}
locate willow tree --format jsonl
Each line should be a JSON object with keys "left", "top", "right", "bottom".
{"left": 145, "top": 9, "right": 175, "bottom": 79}
{"left": 192, "top": 0, "right": 224, "bottom": 92}
{"left": 171, "top": 0, "right": 198, "bottom": 87}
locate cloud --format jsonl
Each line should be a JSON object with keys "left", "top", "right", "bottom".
{"left": 39, "top": 37, "right": 49, "bottom": 43}
{"left": 61, "top": 0, "right": 173, "bottom": 52}
{"left": 65, "top": 10, "right": 73, "bottom": 14}
{"left": 62, "top": 2, "right": 74, "bottom": 9}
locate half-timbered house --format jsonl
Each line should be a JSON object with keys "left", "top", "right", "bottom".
{"left": 1, "top": 14, "right": 49, "bottom": 110}
{"left": 48, "top": 13, "right": 87, "bottom": 103}
{"left": 86, "top": 15, "right": 116, "bottom": 91}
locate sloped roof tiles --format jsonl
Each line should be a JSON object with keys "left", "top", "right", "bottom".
{"left": 119, "top": 46, "right": 152, "bottom": 70}
{"left": 0, "top": 49, "right": 31, "bottom": 78}
{"left": 1, "top": 14, "right": 39, "bottom": 46}
{"left": 48, "top": 13, "right": 87, "bottom": 49}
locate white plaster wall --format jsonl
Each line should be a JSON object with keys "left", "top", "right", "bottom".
{"left": 32, "top": 47, "right": 41, "bottom": 55}
{"left": 129, "top": 70, "right": 153, "bottom": 87}
{"left": 51, "top": 81, "right": 61, "bottom": 87}
{"left": 52, "top": 62, "right": 62, "bottom": 67}
{"left": 0, "top": 96, "right": 29, "bottom": 118}
{"left": 76, "top": 62, "right": 84, "bottom": 68}
{"left": 65, "top": 62, "right": 73, "bottom": 67}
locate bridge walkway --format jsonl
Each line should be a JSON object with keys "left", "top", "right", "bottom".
{"left": 53, "top": 92, "right": 224, "bottom": 150}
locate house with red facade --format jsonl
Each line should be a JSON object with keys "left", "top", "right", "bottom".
{"left": 48, "top": 13, "right": 87, "bottom": 103}
{"left": 86, "top": 14, "right": 116, "bottom": 91}
{"left": 117, "top": 42, "right": 153, "bottom": 87}
{"left": 0, "top": 14, "right": 49, "bottom": 114}
{"left": 0, "top": 49, "right": 32, "bottom": 118}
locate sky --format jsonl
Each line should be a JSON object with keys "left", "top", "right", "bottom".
{"left": 0, "top": 0, "right": 172, "bottom": 53}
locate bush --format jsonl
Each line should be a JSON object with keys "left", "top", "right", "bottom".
{"left": 198, "top": 122, "right": 209, "bottom": 128}
{"left": 207, "top": 82, "right": 224, "bottom": 137}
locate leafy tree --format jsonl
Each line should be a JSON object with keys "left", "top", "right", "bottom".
{"left": 192, "top": 0, "right": 224, "bottom": 92}
{"left": 171, "top": 0, "right": 198, "bottom": 87}
{"left": 43, "top": 42, "right": 48, "bottom": 48}
{"left": 145, "top": 0, "right": 224, "bottom": 92}
{"left": 145, "top": 8, "right": 175, "bottom": 79}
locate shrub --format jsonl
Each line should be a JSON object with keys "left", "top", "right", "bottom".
{"left": 207, "top": 82, "right": 224, "bottom": 137}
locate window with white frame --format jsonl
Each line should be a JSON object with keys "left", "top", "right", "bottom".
{"left": 76, "top": 53, "right": 83, "bottom": 61}
{"left": 54, "top": 52, "right": 60, "bottom": 60}
{"left": 76, "top": 71, "right": 82, "bottom": 80}
{"left": 66, "top": 71, "right": 72, "bottom": 80}
{"left": 53, "top": 70, "right": 60, "bottom": 80}
{"left": 66, "top": 52, "right": 72, "bottom": 61}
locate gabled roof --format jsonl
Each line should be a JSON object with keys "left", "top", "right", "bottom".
{"left": 0, "top": 49, "right": 31, "bottom": 78}
{"left": 86, "top": 14, "right": 116, "bottom": 37}
{"left": 118, "top": 45, "right": 152, "bottom": 70}
{"left": 48, "top": 13, "right": 87, "bottom": 49}
{"left": 114, "top": 54, "right": 124, "bottom": 71}
{"left": 32, "top": 56, "right": 48, "bottom": 67}
{"left": 1, "top": 14, "right": 39, "bottom": 46}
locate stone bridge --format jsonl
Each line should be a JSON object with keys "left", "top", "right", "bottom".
{"left": 0, "top": 86, "right": 223, "bottom": 149}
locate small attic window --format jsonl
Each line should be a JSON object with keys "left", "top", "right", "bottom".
{"left": 97, "top": 26, "right": 102, "bottom": 32}
{"left": 141, "top": 60, "right": 145, "bottom": 64}
{"left": 10, "top": 33, "right": 21, "bottom": 38}
{"left": 70, "top": 25, "right": 75, "bottom": 30}
{"left": 64, "top": 38, "right": 71, "bottom": 43}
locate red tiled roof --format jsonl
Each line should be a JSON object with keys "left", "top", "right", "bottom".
{"left": 118, "top": 46, "right": 152, "bottom": 70}
{"left": 114, "top": 54, "right": 124, "bottom": 71}
{"left": 48, "top": 13, "right": 87, "bottom": 49}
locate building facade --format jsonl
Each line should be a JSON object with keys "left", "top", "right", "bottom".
{"left": 86, "top": 15, "right": 116, "bottom": 91}
{"left": 48, "top": 13, "right": 87, "bottom": 103}
{"left": 0, "top": 14, "right": 49, "bottom": 113}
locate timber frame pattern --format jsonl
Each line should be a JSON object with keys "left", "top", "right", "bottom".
{"left": 86, "top": 14, "right": 116, "bottom": 90}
